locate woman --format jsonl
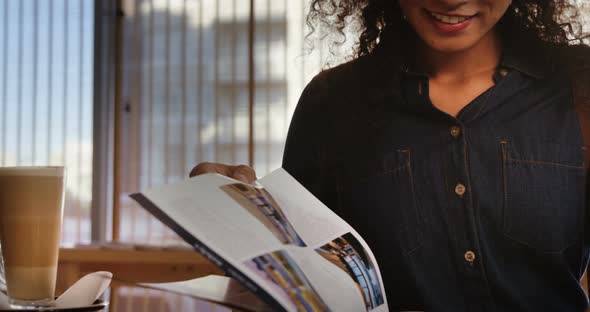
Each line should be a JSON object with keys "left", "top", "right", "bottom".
{"left": 191, "top": 0, "right": 590, "bottom": 310}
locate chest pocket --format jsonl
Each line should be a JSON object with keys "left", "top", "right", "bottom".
{"left": 501, "top": 140, "right": 585, "bottom": 253}
{"left": 335, "top": 149, "right": 423, "bottom": 255}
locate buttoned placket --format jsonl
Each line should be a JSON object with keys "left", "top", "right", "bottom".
{"left": 410, "top": 73, "right": 498, "bottom": 310}
{"left": 448, "top": 87, "right": 498, "bottom": 312}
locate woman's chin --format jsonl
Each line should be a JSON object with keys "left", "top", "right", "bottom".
{"left": 421, "top": 37, "right": 483, "bottom": 54}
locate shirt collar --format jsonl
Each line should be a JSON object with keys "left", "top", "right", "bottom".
{"left": 384, "top": 36, "right": 552, "bottom": 80}
{"left": 499, "top": 39, "right": 551, "bottom": 79}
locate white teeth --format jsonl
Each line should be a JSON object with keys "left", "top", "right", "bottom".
{"left": 430, "top": 12, "right": 470, "bottom": 24}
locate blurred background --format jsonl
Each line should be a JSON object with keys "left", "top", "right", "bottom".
{"left": 0, "top": 1, "right": 356, "bottom": 309}
{"left": 0, "top": 0, "right": 588, "bottom": 310}
{"left": 0, "top": 0, "right": 357, "bottom": 247}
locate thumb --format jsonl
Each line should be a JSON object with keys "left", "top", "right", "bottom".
{"left": 230, "top": 165, "right": 257, "bottom": 183}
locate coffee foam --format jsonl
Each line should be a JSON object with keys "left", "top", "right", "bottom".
{"left": 0, "top": 167, "right": 64, "bottom": 177}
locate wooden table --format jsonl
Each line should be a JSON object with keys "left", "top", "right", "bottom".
{"left": 56, "top": 244, "right": 228, "bottom": 311}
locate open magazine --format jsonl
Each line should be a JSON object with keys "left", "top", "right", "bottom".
{"left": 130, "top": 168, "right": 388, "bottom": 312}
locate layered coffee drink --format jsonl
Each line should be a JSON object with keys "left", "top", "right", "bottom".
{"left": 0, "top": 167, "right": 64, "bottom": 307}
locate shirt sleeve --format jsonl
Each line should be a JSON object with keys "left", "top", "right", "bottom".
{"left": 281, "top": 75, "right": 331, "bottom": 205}
{"left": 569, "top": 47, "right": 590, "bottom": 247}
{"left": 570, "top": 48, "right": 590, "bottom": 249}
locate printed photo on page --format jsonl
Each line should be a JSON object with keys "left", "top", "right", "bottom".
{"left": 221, "top": 183, "right": 306, "bottom": 246}
{"left": 316, "top": 233, "right": 384, "bottom": 311}
{"left": 244, "top": 250, "right": 329, "bottom": 311}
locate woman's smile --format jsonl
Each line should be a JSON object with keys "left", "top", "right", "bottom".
{"left": 399, "top": 0, "right": 512, "bottom": 53}
{"left": 425, "top": 9, "right": 477, "bottom": 34}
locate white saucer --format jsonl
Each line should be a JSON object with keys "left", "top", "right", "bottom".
{"left": 0, "top": 299, "right": 107, "bottom": 311}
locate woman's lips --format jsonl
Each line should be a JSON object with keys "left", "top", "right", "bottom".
{"left": 425, "top": 10, "right": 476, "bottom": 34}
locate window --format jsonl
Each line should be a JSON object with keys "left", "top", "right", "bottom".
{"left": 117, "top": 0, "right": 353, "bottom": 243}
{"left": 0, "top": 0, "right": 355, "bottom": 246}
{"left": 0, "top": 0, "right": 94, "bottom": 245}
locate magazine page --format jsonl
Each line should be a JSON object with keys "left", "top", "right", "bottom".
{"left": 131, "top": 168, "right": 388, "bottom": 311}
{"left": 131, "top": 174, "right": 291, "bottom": 310}
{"left": 259, "top": 169, "right": 388, "bottom": 312}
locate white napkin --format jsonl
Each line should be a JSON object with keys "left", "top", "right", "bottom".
{"left": 0, "top": 271, "right": 112, "bottom": 310}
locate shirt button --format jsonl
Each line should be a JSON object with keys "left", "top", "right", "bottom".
{"left": 464, "top": 250, "right": 476, "bottom": 264}
{"left": 450, "top": 126, "right": 461, "bottom": 138}
{"left": 455, "top": 183, "right": 466, "bottom": 196}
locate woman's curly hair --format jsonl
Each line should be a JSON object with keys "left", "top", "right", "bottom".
{"left": 306, "top": 0, "right": 589, "bottom": 60}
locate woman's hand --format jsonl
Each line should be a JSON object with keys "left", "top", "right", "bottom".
{"left": 189, "top": 163, "right": 258, "bottom": 183}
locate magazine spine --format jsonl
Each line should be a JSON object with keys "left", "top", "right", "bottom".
{"left": 130, "top": 193, "right": 286, "bottom": 312}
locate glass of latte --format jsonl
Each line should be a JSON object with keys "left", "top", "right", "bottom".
{"left": 0, "top": 167, "right": 65, "bottom": 308}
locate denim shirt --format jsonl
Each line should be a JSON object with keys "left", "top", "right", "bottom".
{"left": 282, "top": 44, "right": 590, "bottom": 311}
